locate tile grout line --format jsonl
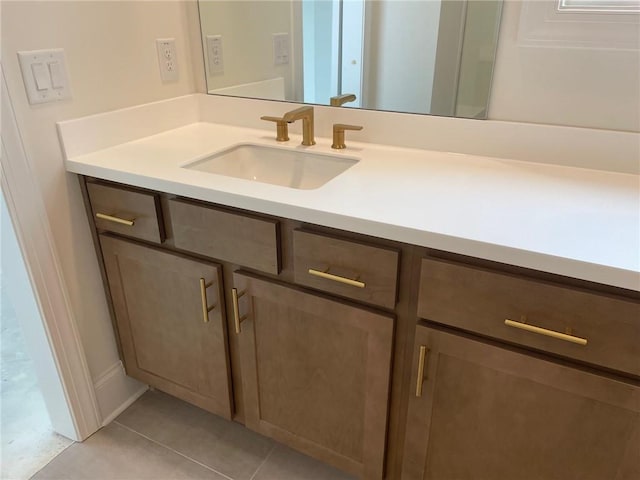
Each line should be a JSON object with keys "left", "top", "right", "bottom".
{"left": 113, "top": 421, "right": 235, "bottom": 480}
{"left": 26, "top": 439, "right": 76, "bottom": 480}
{"left": 248, "top": 443, "right": 277, "bottom": 480}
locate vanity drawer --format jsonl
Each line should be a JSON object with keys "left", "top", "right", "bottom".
{"left": 168, "top": 198, "right": 280, "bottom": 274}
{"left": 417, "top": 257, "right": 640, "bottom": 377}
{"left": 293, "top": 229, "right": 399, "bottom": 309}
{"left": 87, "top": 181, "right": 164, "bottom": 243}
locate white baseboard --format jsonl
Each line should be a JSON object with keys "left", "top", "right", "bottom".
{"left": 93, "top": 361, "right": 148, "bottom": 426}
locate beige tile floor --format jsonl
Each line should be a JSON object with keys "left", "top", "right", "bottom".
{"left": 32, "top": 390, "right": 356, "bottom": 480}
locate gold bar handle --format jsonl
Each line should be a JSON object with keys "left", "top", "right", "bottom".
{"left": 308, "top": 268, "right": 365, "bottom": 289}
{"left": 416, "top": 345, "right": 428, "bottom": 397}
{"left": 232, "top": 288, "right": 247, "bottom": 334}
{"left": 199, "top": 278, "right": 217, "bottom": 323}
{"left": 96, "top": 212, "right": 135, "bottom": 227}
{"left": 504, "top": 319, "right": 587, "bottom": 346}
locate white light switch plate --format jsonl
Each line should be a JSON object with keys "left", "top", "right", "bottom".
{"left": 18, "top": 49, "right": 72, "bottom": 105}
{"left": 156, "top": 38, "right": 179, "bottom": 82}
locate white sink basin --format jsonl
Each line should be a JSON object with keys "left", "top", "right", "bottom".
{"left": 182, "top": 143, "right": 358, "bottom": 190}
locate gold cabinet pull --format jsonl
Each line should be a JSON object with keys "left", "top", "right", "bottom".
{"left": 232, "top": 288, "right": 247, "bottom": 334}
{"left": 308, "top": 268, "right": 365, "bottom": 289}
{"left": 199, "top": 278, "right": 217, "bottom": 323}
{"left": 96, "top": 212, "right": 135, "bottom": 227}
{"left": 504, "top": 319, "right": 587, "bottom": 346}
{"left": 416, "top": 345, "right": 428, "bottom": 397}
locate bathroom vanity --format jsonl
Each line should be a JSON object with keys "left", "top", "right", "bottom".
{"left": 60, "top": 96, "right": 639, "bottom": 480}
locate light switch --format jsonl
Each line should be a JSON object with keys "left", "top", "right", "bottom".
{"left": 48, "top": 61, "right": 65, "bottom": 89}
{"left": 18, "top": 49, "right": 71, "bottom": 105}
{"left": 31, "top": 63, "right": 51, "bottom": 91}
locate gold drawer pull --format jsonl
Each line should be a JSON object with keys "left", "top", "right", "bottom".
{"left": 199, "top": 278, "right": 217, "bottom": 323}
{"left": 416, "top": 345, "right": 428, "bottom": 397}
{"left": 308, "top": 268, "right": 365, "bottom": 288}
{"left": 505, "top": 319, "right": 587, "bottom": 346}
{"left": 96, "top": 212, "right": 135, "bottom": 227}
{"left": 232, "top": 288, "right": 247, "bottom": 334}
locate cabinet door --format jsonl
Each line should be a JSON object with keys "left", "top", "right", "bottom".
{"left": 402, "top": 326, "right": 640, "bottom": 480}
{"left": 101, "top": 234, "right": 232, "bottom": 419}
{"left": 233, "top": 271, "right": 394, "bottom": 479}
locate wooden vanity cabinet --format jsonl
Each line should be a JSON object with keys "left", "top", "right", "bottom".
{"left": 402, "top": 325, "right": 640, "bottom": 480}
{"left": 292, "top": 229, "right": 400, "bottom": 310}
{"left": 232, "top": 270, "right": 394, "bottom": 479}
{"left": 403, "top": 255, "right": 640, "bottom": 480}
{"left": 100, "top": 234, "right": 233, "bottom": 419}
{"left": 168, "top": 198, "right": 281, "bottom": 275}
{"left": 83, "top": 176, "right": 640, "bottom": 480}
{"left": 417, "top": 257, "right": 640, "bottom": 377}
{"left": 87, "top": 180, "right": 165, "bottom": 244}
{"left": 85, "top": 178, "right": 399, "bottom": 479}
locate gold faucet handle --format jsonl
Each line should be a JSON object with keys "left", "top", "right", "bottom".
{"left": 330, "top": 94, "right": 357, "bottom": 107}
{"left": 332, "top": 124, "right": 363, "bottom": 150}
{"left": 260, "top": 116, "right": 289, "bottom": 142}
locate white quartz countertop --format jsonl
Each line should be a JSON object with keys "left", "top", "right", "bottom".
{"left": 64, "top": 121, "right": 640, "bottom": 291}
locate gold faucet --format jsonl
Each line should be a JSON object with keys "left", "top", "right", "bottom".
{"left": 332, "top": 124, "right": 363, "bottom": 149}
{"left": 260, "top": 116, "right": 289, "bottom": 142}
{"left": 282, "top": 106, "right": 315, "bottom": 146}
{"left": 330, "top": 93, "right": 356, "bottom": 107}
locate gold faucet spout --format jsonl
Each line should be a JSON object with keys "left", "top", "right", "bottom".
{"left": 282, "top": 106, "right": 315, "bottom": 146}
{"left": 330, "top": 93, "right": 357, "bottom": 107}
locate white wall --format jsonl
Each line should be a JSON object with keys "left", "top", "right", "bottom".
{"left": 488, "top": 0, "right": 640, "bottom": 132}
{"left": 1, "top": 0, "right": 198, "bottom": 419}
{"left": 199, "top": 0, "right": 293, "bottom": 98}
{"left": 365, "top": 0, "right": 441, "bottom": 114}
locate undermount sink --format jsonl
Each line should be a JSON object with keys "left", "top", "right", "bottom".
{"left": 182, "top": 143, "right": 358, "bottom": 190}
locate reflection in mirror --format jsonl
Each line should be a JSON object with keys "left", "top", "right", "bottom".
{"left": 199, "top": 0, "right": 502, "bottom": 119}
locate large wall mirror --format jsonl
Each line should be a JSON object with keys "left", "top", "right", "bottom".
{"left": 198, "top": 0, "right": 503, "bottom": 119}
